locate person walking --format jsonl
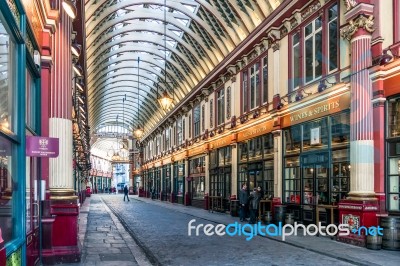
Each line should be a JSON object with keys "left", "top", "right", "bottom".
{"left": 123, "top": 184, "right": 130, "bottom": 202}
{"left": 248, "top": 187, "right": 261, "bottom": 224}
{"left": 239, "top": 183, "right": 249, "bottom": 222}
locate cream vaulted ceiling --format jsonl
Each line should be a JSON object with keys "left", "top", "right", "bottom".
{"left": 85, "top": 0, "right": 285, "bottom": 144}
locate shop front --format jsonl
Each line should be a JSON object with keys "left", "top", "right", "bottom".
{"left": 281, "top": 93, "right": 350, "bottom": 224}
{"left": 188, "top": 155, "right": 206, "bottom": 208}
{"left": 209, "top": 146, "right": 232, "bottom": 211}
{"left": 236, "top": 121, "right": 274, "bottom": 200}
{"left": 386, "top": 96, "right": 400, "bottom": 214}
{"left": 173, "top": 160, "right": 185, "bottom": 204}
{"left": 161, "top": 164, "right": 171, "bottom": 201}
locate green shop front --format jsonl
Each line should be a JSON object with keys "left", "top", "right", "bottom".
{"left": 281, "top": 93, "right": 350, "bottom": 225}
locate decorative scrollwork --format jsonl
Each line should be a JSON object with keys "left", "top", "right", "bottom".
{"left": 344, "top": 0, "right": 357, "bottom": 11}
{"left": 340, "top": 14, "right": 374, "bottom": 41}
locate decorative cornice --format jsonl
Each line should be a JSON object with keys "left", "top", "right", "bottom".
{"left": 340, "top": 14, "right": 374, "bottom": 41}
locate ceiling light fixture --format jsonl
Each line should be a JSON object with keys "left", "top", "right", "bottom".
{"left": 73, "top": 63, "right": 83, "bottom": 76}
{"left": 62, "top": 0, "right": 77, "bottom": 20}
{"left": 71, "top": 40, "right": 82, "bottom": 57}
{"left": 134, "top": 57, "right": 144, "bottom": 139}
{"left": 157, "top": 0, "right": 173, "bottom": 111}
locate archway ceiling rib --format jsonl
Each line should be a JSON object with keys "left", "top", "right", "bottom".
{"left": 85, "top": 0, "right": 284, "bottom": 146}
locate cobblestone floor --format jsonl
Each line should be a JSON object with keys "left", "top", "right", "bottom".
{"left": 66, "top": 194, "right": 400, "bottom": 266}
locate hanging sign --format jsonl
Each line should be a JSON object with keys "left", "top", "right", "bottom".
{"left": 26, "top": 136, "right": 59, "bottom": 158}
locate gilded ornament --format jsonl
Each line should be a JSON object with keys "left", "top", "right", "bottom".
{"left": 340, "top": 15, "right": 374, "bottom": 41}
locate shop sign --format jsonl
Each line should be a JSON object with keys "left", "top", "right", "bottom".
{"left": 188, "top": 145, "right": 206, "bottom": 157}
{"left": 282, "top": 93, "right": 350, "bottom": 127}
{"left": 21, "top": 0, "right": 42, "bottom": 46}
{"left": 237, "top": 120, "right": 273, "bottom": 142}
{"left": 26, "top": 136, "right": 59, "bottom": 158}
{"left": 209, "top": 135, "right": 231, "bottom": 150}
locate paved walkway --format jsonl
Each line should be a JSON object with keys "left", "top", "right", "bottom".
{"left": 67, "top": 194, "right": 400, "bottom": 266}
{"left": 68, "top": 195, "right": 152, "bottom": 266}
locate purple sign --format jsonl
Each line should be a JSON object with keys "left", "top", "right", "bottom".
{"left": 26, "top": 136, "right": 59, "bottom": 158}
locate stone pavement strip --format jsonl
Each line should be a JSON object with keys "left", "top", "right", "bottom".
{"left": 65, "top": 195, "right": 152, "bottom": 266}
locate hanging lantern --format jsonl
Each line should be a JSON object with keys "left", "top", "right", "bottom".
{"left": 158, "top": 90, "right": 173, "bottom": 111}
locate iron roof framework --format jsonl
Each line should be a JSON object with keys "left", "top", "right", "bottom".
{"left": 85, "top": 0, "right": 284, "bottom": 143}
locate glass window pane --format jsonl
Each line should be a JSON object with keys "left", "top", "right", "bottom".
{"left": 388, "top": 98, "right": 400, "bottom": 138}
{"left": 293, "top": 45, "right": 300, "bottom": 88}
{"left": 305, "top": 38, "right": 313, "bottom": 83}
{"left": 315, "top": 30, "right": 323, "bottom": 78}
{"left": 0, "top": 18, "right": 16, "bottom": 134}
{"left": 0, "top": 135, "right": 14, "bottom": 244}
{"left": 328, "top": 18, "right": 338, "bottom": 71}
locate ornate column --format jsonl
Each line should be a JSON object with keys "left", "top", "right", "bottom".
{"left": 272, "top": 129, "right": 282, "bottom": 199}
{"left": 42, "top": 9, "right": 80, "bottom": 263}
{"left": 340, "top": 3, "right": 375, "bottom": 200}
{"left": 338, "top": 2, "right": 379, "bottom": 247}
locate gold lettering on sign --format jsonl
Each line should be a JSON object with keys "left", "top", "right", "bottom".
{"left": 242, "top": 126, "right": 267, "bottom": 138}
{"left": 289, "top": 101, "right": 340, "bottom": 123}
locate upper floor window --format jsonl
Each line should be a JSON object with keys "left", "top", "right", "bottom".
{"left": 242, "top": 58, "right": 266, "bottom": 113}
{"left": 201, "top": 104, "right": 205, "bottom": 132}
{"left": 165, "top": 128, "right": 170, "bottom": 150}
{"left": 156, "top": 136, "right": 160, "bottom": 155}
{"left": 262, "top": 56, "right": 268, "bottom": 104}
{"left": 188, "top": 114, "right": 192, "bottom": 138}
{"left": 193, "top": 104, "right": 200, "bottom": 137}
{"left": 217, "top": 88, "right": 225, "bottom": 126}
{"left": 291, "top": 4, "right": 338, "bottom": 89}
{"left": 177, "top": 116, "right": 182, "bottom": 145}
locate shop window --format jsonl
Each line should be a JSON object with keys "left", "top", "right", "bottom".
{"left": 0, "top": 136, "right": 14, "bottom": 244}
{"left": 218, "top": 146, "right": 231, "bottom": 166}
{"left": 0, "top": 18, "right": 16, "bottom": 135}
{"left": 284, "top": 156, "right": 300, "bottom": 204}
{"left": 263, "top": 160, "right": 274, "bottom": 198}
{"left": 388, "top": 98, "right": 400, "bottom": 138}
{"left": 26, "top": 69, "right": 38, "bottom": 131}
{"left": 217, "top": 88, "right": 225, "bottom": 126}
{"left": 284, "top": 125, "right": 302, "bottom": 154}
{"left": 387, "top": 142, "right": 400, "bottom": 211}
{"left": 331, "top": 112, "right": 350, "bottom": 144}
{"left": 290, "top": 4, "right": 338, "bottom": 89}
{"left": 239, "top": 142, "right": 248, "bottom": 162}
{"left": 173, "top": 162, "right": 185, "bottom": 200}
{"left": 263, "top": 134, "right": 273, "bottom": 156}
{"left": 189, "top": 156, "right": 205, "bottom": 174}
{"left": 302, "top": 117, "right": 328, "bottom": 151}
{"left": 331, "top": 149, "right": 350, "bottom": 204}
{"left": 192, "top": 176, "right": 205, "bottom": 199}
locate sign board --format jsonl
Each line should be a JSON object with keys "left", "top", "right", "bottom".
{"left": 26, "top": 136, "right": 59, "bottom": 158}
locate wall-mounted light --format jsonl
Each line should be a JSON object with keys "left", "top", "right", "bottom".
{"left": 73, "top": 63, "right": 83, "bottom": 76}
{"left": 62, "top": 0, "right": 77, "bottom": 20}
{"left": 71, "top": 40, "right": 82, "bottom": 57}
{"left": 380, "top": 48, "right": 400, "bottom": 65}
{"left": 276, "top": 96, "right": 288, "bottom": 110}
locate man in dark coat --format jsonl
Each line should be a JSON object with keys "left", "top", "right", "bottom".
{"left": 248, "top": 187, "right": 261, "bottom": 224}
{"left": 123, "top": 184, "right": 130, "bottom": 202}
{"left": 239, "top": 183, "right": 248, "bottom": 222}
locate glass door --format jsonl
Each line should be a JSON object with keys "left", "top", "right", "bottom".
{"left": 26, "top": 155, "right": 40, "bottom": 266}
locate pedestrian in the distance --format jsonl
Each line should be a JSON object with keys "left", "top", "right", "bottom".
{"left": 248, "top": 187, "right": 261, "bottom": 224}
{"left": 123, "top": 184, "right": 130, "bottom": 202}
{"left": 239, "top": 183, "right": 248, "bottom": 222}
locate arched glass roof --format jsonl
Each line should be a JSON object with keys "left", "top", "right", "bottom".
{"left": 86, "top": 0, "right": 285, "bottom": 139}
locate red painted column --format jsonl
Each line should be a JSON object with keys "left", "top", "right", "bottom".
{"left": 41, "top": 7, "right": 80, "bottom": 264}
{"left": 338, "top": 3, "right": 379, "bottom": 247}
